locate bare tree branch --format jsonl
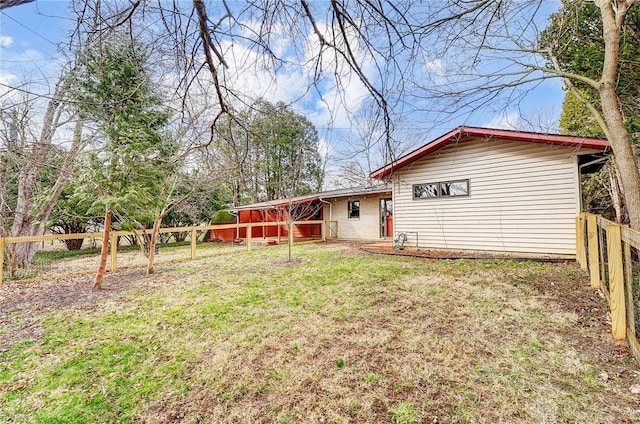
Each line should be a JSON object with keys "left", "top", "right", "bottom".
{"left": 0, "top": 0, "right": 35, "bottom": 10}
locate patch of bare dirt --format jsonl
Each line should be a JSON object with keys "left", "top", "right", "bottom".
{"left": 325, "top": 239, "right": 369, "bottom": 256}
{"left": 361, "top": 244, "right": 573, "bottom": 261}
{"left": 0, "top": 269, "right": 162, "bottom": 352}
{"left": 271, "top": 258, "right": 308, "bottom": 266}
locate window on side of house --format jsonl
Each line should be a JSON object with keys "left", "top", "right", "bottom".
{"left": 413, "top": 183, "right": 439, "bottom": 199}
{"left": 413, "top": 179, "right": 469, "bottom": 199}
{"left": 440, "top": 180, "right": 469, "bottom": 197}
{"left": 348, "top": 200, "right": 360, "bottom": 219}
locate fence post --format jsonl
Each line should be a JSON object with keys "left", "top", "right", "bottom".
{"left": 277, "top": 222, "right": 282, "bottom": 243}
{"left": 606, "top": 224, "right": 626, "bottom": 340}
{"left": 110, "top": 231, "right": 118, "bottom": 272}
{"left": 624, "top": 238, "right": 636, "bottom": 338}
{"left": 247, "top": 224, "right": 252, "bottom": 251}
{"left": 191, "top": 227, "right": 197, "bottom": 260}
{"left": 0, "top": 237, "right": 4, "bottom": 286}
{"left": 587, "top": 214, "right": 600, "bottom": 288}
{"left": 576, "top": 213, "right": 587, "bottom": 270}
{"left": 321, "top": 220, "right": 327, "bottom": 242}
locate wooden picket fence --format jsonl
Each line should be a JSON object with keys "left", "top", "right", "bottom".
{"left": 576, "top": 212, "right": 640, "bottom": 363}
{"left": 0, "top": 220, "right": 335, "bottom": 285}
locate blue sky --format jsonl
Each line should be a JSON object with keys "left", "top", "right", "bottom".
{"left": 0, "top": 1, "right": 71, "bottom": 89}
{"left": 1, "top": 1, "right": 567, "bottom": 175}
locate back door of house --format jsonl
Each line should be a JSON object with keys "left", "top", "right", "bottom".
{"left": 380, "top": 198, "right": 393, "bottom": 238}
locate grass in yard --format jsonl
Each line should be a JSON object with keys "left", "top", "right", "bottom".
{"left": 1, "top": 243, "right": 639, "bottom": 423}
{"left": 5, "top": 241, "right": 241, "bottom": 282}
{"left": 32, "top": 240, "right": 201, "bottom": 265}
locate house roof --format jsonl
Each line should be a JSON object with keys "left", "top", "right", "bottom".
{"left": 369, "top": 126, "right": 611, "bottom": 180}
{"left": 234, "top": 184, "right": 392, "bottom": 211}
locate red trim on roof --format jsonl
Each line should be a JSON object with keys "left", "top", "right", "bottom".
{"left": 369, "top": 126, "right": 610, "bottom": 180}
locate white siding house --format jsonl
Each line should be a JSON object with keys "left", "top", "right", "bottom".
{"left": 371, "top": 127, "right": 610, "bottom": 255}
{"left": 324, "top": 194, "right": 391, "bottom": 240}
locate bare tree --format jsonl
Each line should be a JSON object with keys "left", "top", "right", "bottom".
{"left": 278, "top": 200, "right": 324, "bottom": 262}
{"left": 132, "top": 177, "right": 196, "bottom": 275}
{"left": 0, "top": 80, "right": 85, "bottom": 270}
{"left": 70, "top": 0, "right": 417, "bottom": 161}
{"left": 66, "top": 0, "right": 640, "bottom": 228}
{"left": 335, "top": 102, "right": 419, "bottom": 187}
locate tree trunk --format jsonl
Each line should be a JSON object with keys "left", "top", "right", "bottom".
{"left": 144, "top": 193, "right": 192, "bottom": 274}
{"left": 597, "top": 0, "right": 640, "bottom": 229}
{"left": 609, "top": 162, "right": 626, "bottom": 224}
{"left": 146, "top": 217, "right": 161, "bottom": 274}
{"left": 93, "top": 209, "right": 112, "bottom": 291}
{"left": 37, "top": 118, "right": 85, "bottom": 231}
{"left": 10, "top": 156, "right": 49, "bottom": 268}
{"left": 600, "top": 99, "right": 640, "bottom": 228}
{"left": 288, "top": 222, "right": 293, "bottom": 262}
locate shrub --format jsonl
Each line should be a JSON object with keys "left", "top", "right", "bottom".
{"left": 212, "top": 210, "right": 236, "bottom": 223}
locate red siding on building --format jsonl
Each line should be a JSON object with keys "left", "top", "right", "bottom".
{"left": 234, "top": 201, "right": 323, "bottom": 240}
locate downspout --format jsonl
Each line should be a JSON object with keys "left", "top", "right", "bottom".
{"left": 319, "top": 198, "right": 332, "bottom": 220}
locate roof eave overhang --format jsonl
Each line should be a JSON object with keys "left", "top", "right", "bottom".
{"left": 234, "top": 186, "right": 393, "bottom": 211}
{"left": 234, "top": 196, "right": 321, "bottom": 211}
{"left": 369, "top": 126, "right": 611, "bottom": 180}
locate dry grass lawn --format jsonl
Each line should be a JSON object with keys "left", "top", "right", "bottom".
{"left": 1, "top": 242, "right": 639, "bottom": 423}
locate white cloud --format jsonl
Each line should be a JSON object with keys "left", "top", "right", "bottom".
{"left": 424, "top": 57, "right": 447, "bottom": 86}
{"left": 299, "top": 21, "right": 372, "bottom": 128}
{"left": 0, "top": 72, "right": 18, "bottom": 99}
{"left": 0, "top": 48, "right": 55, "bottom": 84}
{"left": 0, "top": 36, "right": 13, "bottom": 48}
{"left": 2, "top": 48, "right": 44, "bottom": 63}
{"left": 156, "top": 14, "right": 385, "bottom": 157}
{"left": 305, "top": 76, "right": 368, "bottom": 130}
{"left": 484, "top": 111, "right": 520, "bottom": 130}
{"left": 180, "top": 26, "right": 371, "bottom": 132}
{"left": 318, "top": 137, "right": 331, "bottom": 160}
{"left": 213, "top": 40, "right": 309, "bottom": 105}
{"left": 0, "top": 72, "right": 17, "bottom": 86}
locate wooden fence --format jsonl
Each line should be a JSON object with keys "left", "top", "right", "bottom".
{"left": 576, "top": 212, "right": 640, "bottom": 362}
{"left": 0, "top": 220, "right": 336, "bottom": 285}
